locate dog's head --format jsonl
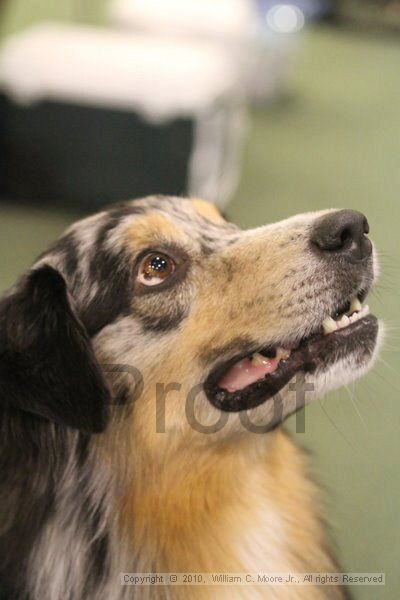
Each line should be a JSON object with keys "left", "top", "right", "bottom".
{"left": 0, "top": 197, "right": 380, "bottom": 443}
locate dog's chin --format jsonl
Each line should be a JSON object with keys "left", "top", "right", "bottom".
{"left": 306, "top": 320, "right": 383, "bottom": 403}
{"left": 204, "top": 310, "right": 380, "bottom": 430}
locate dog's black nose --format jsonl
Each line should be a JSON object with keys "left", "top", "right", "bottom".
{"left": 311, "top": 209, "right": 372, "bottom": 261}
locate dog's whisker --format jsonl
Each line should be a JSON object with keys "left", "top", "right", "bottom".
{"left": 344, "top": 385, "right": 369, "bottom": 432}
{"left": 319, "top": 398, "right": 355, "bottom": 450}
{"left": 377, "top": 357, "right": 400, "bottom": 378}
{"left": 373, "top": 367, "right": 400, "bottom": 394}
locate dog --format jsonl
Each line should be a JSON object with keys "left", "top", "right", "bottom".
{"left": 0, "top": 196, "right": 380, "bottom": 599}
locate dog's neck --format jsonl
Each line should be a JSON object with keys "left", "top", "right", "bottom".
{"left": 0, "top": 409, "right": 341, "bottom": 599}
{"left": 106, "top": 427, "right": 337, "bottom": 578}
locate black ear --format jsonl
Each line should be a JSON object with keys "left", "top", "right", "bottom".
{"left": 0, "top": 265, "right": 110, "bottom": 433}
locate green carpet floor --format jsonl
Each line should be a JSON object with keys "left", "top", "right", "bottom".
{"left": 1, "top": 24, "right": 399, "bottom": 599}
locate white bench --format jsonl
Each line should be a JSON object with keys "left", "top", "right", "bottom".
{"left": 0, "top": 23, "right": 246, "bottom": 208}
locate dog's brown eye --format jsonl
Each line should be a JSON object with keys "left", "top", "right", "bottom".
{"left": 137, "top": 253, "right": 175, "bottom": 286}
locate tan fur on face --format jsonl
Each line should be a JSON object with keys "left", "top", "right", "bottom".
{"left": 124, "top": 212, "right": 190, "bottom": 250}
{"left": 191, "top": 199, "right": 225, "bottom": 224}
{"left": 185, "top": 234, "right": 311, "bottom": 351}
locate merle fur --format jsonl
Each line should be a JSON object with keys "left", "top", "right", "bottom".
{"left": 0, "top": 266, "right": 112, "bottom": 598}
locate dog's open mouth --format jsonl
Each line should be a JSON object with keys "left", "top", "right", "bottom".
{"left": 204, "top": 293, "right": 379, "bottom": 412}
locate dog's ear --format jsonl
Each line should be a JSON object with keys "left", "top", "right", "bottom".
{"left": 0, "top": 265, "right": 110, "bottom": 433}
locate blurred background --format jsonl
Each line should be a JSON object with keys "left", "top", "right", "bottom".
{"left": 0, "top": 1, "right": 399, "bottom": 598}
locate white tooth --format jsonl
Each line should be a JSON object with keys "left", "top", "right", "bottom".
{"left": 338, "top": 315, "right": 350, "bottom": 329}
{"left": 251, "top": 352, "right": 270, "bottom": 366}
{"left": 350, "top": 297, "right": 362, "bottom": 313}
{"left": 322, "top": 316, "right": 337, "bottom": 334}
{"left": 276, "top": 347, "right": 291, "bottom": 360}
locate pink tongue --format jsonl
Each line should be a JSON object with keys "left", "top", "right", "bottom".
{"left": 218, "top": 357, "right": 280, "bottom": 393}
